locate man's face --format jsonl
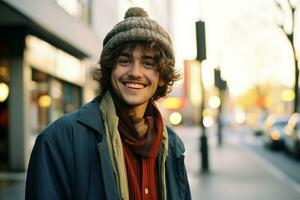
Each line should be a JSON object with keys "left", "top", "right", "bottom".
{"left": 111, "top": 46, "right": 161, "bottom": 113}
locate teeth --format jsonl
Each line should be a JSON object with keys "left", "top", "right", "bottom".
{"left": 125, "top": 83, "right": 144, "bottom": 89}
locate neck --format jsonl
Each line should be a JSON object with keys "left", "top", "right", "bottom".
{"left": 128, "top": 102, "right": 149, "bottom": 118}
{"left": 109, "top": 91, "right": 150, "bottom": 118}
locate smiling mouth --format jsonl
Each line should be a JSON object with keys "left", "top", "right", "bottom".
{"left": 124, "top": 82, "right": 146, "bottom": 89}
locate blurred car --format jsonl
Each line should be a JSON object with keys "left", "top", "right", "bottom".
{"left": 263, "top": 114, "right": 289, "bottom": 149}
{"left": 283, "top": 113, "right": 300, "bottom": 158}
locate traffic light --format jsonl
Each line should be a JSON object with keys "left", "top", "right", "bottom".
{"left": 195, "top": 21, "right": 206, "bottom": 61}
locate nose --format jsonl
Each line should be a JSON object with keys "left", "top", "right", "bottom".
{"left": 128, "top": 61, "right": 143, "bottom": 77}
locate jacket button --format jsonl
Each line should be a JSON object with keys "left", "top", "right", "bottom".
{"left": 145, "top": 188, "right": 149, "bottom": 194}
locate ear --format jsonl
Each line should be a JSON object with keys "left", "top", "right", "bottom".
{"left": 158, "top": 80, "right": 164, "bottom": 87}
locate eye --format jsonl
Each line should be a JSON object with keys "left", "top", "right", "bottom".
{"left": 143, "top": 59, "right": 157, "bottom": 69}
{"left": 117, "top": 57, "right": 131, "bottom": 66}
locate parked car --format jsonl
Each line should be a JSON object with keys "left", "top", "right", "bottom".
{"left": 263, "top": 114, "right": 289, "bottom": 149}
{"left": 283, "top": 113, "right": 300, "bottom": 158}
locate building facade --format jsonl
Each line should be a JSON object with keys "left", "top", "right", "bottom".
{"left": 0, "top": 0, "right": 119, "bottom": 171}
{"left": 0, "top": 0, "right": 173, "bottom": 172}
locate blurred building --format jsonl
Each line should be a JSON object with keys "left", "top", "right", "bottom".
{"left": 0, "top": 0, "right": 120, "bottom": 171}
{"left": 0, "top": 0, "right": 173, "bottom": 172}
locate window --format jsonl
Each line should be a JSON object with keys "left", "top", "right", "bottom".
{"left": 30, "top": 68, "right": 82, "bottom": 135}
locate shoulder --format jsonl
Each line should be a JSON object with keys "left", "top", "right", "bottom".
{"left": 37, "top": 110, "right": 80, "bottom": 144}
{"left": 37, "top": 96, "right": 102, "bottom": 146}
{"left": 166, "top": 126, "right": 185, "bottom": 155}
{"left": 46, "top": 111, "right": 79, "bottom": 133}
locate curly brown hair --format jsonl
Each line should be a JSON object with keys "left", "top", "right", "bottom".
{"left": 93, "top": 41, "right": 181, "bottom": 100}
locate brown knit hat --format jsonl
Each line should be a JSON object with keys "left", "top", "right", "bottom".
{"left": 101, "top": 7, "right": 174, "bottom": 64}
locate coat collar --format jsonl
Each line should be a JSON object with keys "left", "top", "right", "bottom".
{"left": 77, "top": 95, "right": 120, "bottom": 199}
{"left": 77, "top": 95, "right": 102, "bottom": 134}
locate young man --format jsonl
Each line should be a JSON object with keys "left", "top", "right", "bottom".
{"left": 26, "top": 7, "right": 191, "bottom": 200}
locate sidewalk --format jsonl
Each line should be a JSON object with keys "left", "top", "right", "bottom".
{"left": 174, "top": 125, "right": 300, "bottom": 200}
{"left": 0, "top": 172, "right": 25, "bottom": 200}
{"left": 1, "top": 125, "right": 300, "bottom": 200}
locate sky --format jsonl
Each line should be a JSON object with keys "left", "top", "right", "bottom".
{"left": 173, "top": 0, "right": 297, "bottom": 97}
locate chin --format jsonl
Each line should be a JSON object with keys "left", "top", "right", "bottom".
{"left": 123, "top": 97, "right": 148, "bottom": 106}
{"left": 124, "top": 100, "right": 145, "bottom": 106}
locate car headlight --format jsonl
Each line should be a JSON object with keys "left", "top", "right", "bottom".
{"left": 271, "top": 131, "right": 280, "bottom": 141}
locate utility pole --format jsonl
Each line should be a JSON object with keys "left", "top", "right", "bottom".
{"left": 195, "top": 20, "right": 209, "bottom": 172}
{"left": 275, "top": 0, "right": 299, "bottom": 112}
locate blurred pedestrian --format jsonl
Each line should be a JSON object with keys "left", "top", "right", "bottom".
{"left": 25, "top": 7, "right": 191, "bottom": 200}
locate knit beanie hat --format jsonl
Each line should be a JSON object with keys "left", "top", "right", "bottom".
{"left": 101, "top": 7, "right": 174, "bottom": 64}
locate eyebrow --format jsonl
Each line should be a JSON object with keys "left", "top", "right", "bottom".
{"left": 143, "top": 55, "right": 155, "bottom": 59}
{"left": 118, "top": 53, "right": 155, "bottom": 60}
{"left": 118, "top": 53, "right": 131, "bottom": 57}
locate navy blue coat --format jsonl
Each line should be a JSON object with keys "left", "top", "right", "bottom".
{"left": 25, "top": 97, "right": 191, "bottom": 200}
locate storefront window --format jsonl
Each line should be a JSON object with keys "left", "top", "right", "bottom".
{"left": 30, "top": 69, "right": 50, "bottom": 135}
{"left": 30, "top": 68, "right": 82, "bottom": 135}
{"left": 26, "top": 35, "right": 84, "bottom": 135}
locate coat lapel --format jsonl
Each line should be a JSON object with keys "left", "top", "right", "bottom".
{"left": 77, "top": 96, "right": 102, "bottom": 134}
{"left": 76, "top": 96, "right": 119, "bottom": 199}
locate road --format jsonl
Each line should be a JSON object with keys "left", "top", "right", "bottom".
{"left": 175, "top": 124, "right": 300, "bottom": 186}
{"left": 173, "top": 124, "right": 300, "bottom": 199}
{"left": 239, "top": 127, "right": 300, "bottom": 186}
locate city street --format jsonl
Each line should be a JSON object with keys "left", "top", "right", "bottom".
{"left": 174, "top": 124, "right": 300, "bottom": 200}
{"left": 239, "top": 128, "right": 300, "bottom": 187}
{"left": 1, "top": 0, "right": 300, "bottom": 200}
{"left": 1, "top": 124, "right": 300, "bottom": 199}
